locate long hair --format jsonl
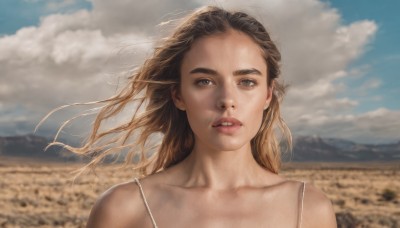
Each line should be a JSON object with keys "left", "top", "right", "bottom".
{"left": 42, "top": 6, "right": 291, "bottom": 176}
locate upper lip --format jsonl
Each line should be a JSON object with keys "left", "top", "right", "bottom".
{"left": 212, "top": 117, "right": 243, "bottom": 127}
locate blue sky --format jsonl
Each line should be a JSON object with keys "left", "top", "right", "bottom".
{"left": 324, "top": 0, "right": 400, "bottom": 113}
{"left": 0, "top": 0, "right": 92, "bottom": 35}
{"left": 0, "top": 0, "right": 399, "bottom": 143}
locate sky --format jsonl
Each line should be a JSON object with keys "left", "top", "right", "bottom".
{"left": 0, "top": 0, "right": 399, "bottom": 144}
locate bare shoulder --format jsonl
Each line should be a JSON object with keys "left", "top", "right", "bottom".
{"left": 302, "top": 182, "right": 337, "bottom": 228}
{"left": 86, "top": 180, "right": 145, "bottom": 228}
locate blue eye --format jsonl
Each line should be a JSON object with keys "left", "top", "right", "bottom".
{"left": 240, "top": 79, "right": 257, "bottom": 87}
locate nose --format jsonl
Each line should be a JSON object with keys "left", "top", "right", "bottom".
{"left": 216, "top": 84, "right": 236, "bottom": 110}
{"left": 217, "top": 100, "right": 235, "bottom": 110}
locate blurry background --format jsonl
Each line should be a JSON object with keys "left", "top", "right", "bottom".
{"left": 0, "top": 0, "right": 399, "bottom": 227}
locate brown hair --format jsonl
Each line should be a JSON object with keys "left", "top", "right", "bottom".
{"left": 40, "top": 5, "right": 291, "bottom": 176}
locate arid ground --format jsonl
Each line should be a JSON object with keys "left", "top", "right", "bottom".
{"left": 0, "top": 157, "right": 398, "bottom": 228}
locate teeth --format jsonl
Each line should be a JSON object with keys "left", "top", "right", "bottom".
{"left": 221, "top": 122, "right": 233, "bottom": 126}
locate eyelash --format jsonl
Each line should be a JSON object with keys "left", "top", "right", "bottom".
{"left": 195, "top": 79, "right": 214, "bottom": 86}
{"left": 240, "top": 79, "right": 257, "bottom": 87}
{"left": 194, "top": 78, "right": 258, "bottom": 87}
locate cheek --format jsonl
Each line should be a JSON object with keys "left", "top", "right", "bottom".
{"left": 182, "top": 89, "right": 212, "bottom": 111}
{"left": 239, "top": 92, "right": 266, "bottom": 133}
{"left": 181, "top": 89, "right": 213, "bottom": 128}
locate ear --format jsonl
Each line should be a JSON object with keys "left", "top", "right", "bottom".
{"left": 264, "top": 81, "right": 274, "bottom": 110}
{"left": 171, "top": 87, "right": 186, "bottom": 111}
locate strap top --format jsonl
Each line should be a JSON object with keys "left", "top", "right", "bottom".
{"left": 134, "top": 178, "right": 306, "bottom": 228}
{"left": 298, "top": 181, "right": 306, "bottom": 228}
{"left": 134, "top": 178, "right": 158, "bottom": 228}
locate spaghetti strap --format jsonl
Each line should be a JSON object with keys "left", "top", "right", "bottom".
{"left": 133, "top": 178, "right": 305, "bottom": 228}
{"left": 134, "top": 178, "right": 158, "bottom": 228}
{"left": 297, "top": 181, "right": 306, "bottom": 228}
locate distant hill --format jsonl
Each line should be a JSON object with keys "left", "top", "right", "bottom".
{"left": 0, "top": 134, "right": 76, "bottom": 161}
{"left": 292, "top": 136, "right": 400, "bottom": 162}
{"left": 0, "top": 134, "right": 399, "bottom": 162}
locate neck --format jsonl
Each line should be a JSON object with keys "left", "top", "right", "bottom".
{"left": 179, "top": 141, "right": 270, "bottom": 190}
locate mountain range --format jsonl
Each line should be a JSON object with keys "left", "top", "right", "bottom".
{"left": 0, "top": 134, "right": 399, "bottom": 162}
{"left": 291, "top": 135, "right": 400, "bottom": 162}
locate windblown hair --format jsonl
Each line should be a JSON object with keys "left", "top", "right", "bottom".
{"left": 43, "top": 6, "right": 291, "bottom": 176}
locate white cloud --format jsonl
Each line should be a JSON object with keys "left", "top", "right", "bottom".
{"left": 90, "top": 0, "right": 200, "bottom": 35}
{"left": 292, "top": 108, "right": 400, "bottom": 144}
{"left": 0, "top": 7, "right": 152, "bottom": 137}
{"left": 0, "top": 0, "right": 397, "bottom": 143}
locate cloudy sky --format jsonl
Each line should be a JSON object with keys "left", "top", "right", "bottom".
{"left": 0, "top": 0, "right": 399, "bottom": 144}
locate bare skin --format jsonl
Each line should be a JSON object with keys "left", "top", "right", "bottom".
{"left": 86, "top": 30, "right": 337, "bottom": 228}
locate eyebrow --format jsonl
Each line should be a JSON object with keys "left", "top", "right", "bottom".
{"left": 189, "top": 67, "right": 263, "bottom": 76}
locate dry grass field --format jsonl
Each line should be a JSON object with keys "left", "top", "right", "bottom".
{"left": 0, "top": 157, "right": 399, "bottom": 228}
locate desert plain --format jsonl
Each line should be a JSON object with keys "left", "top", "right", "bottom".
{"left": 0, "top": 157, "right": 398, "bottom": 228}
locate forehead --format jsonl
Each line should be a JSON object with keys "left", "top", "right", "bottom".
{"left": 181, "top": 29, "right": 267, "bottom": 74}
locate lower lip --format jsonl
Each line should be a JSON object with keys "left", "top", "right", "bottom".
{"left": 213, "top": 125, "right": 241, "bottom": 134}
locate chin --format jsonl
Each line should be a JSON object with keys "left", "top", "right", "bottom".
{"left": 207, "top": 139, "right": 249, "bottom": 152}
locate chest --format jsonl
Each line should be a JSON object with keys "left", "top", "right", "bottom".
{"left": 140, "top": 188, "right": 300, "bottom": 228}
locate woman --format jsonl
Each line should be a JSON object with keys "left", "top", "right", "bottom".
{"left": 69, "top": 6, "right": 336, "bottom": 228}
